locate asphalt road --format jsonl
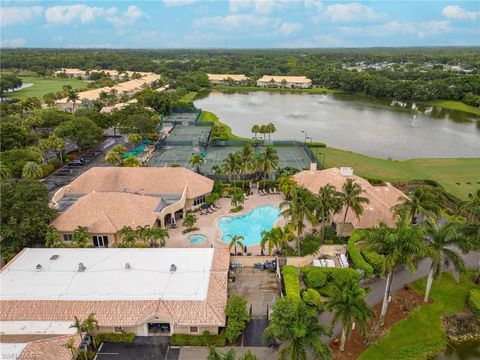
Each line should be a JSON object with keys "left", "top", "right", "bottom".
{"left": 320, "top": 250, "right": 480, "bottom": 339}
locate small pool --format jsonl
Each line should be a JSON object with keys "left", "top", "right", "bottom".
{"left": 189, "top": 234, "right": 206, "bottom": 245}
{"left": 218, "top": 205, "right": 281, "bottom": 246}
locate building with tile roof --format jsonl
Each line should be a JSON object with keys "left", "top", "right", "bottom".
{"left": 207, "top": 74, "right": 249, "bottom": 85}
{"left": 257, "top": 75, "right": 312, "bottom": 88}
{"left": 51, "top": 167, "right": 214, "bottom": 246}
{"left": 0, "top": 248, "right": 229, "bottom": 337}
{"left": 294, "top": 166, "right": 406, "bottom": 235}
{"left": 0, "top": 335, "right": 79, "bottom": 360}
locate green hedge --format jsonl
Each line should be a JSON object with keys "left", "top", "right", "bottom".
{"left": 469, "top": 289, "right": 480, "bottom": 318}
{"left": 389, "top": 338, "right": 445, "bottom": 360}
{"left": 282, "top": 265, "right": 301, "bottom": 300}
{"left": 362, "top": 249, "right": 384, "bottom": 274}
{"left": 302, "top": 288, "right": 322, "bottom": 309}
{"left": 301, "top": 267, "right": 361, "bottom": 287}
{"left": 305, "top": 269, "right": 327, "bottom": 289}
{"left": 224, "top": 294, "right": 250, "bottom": 343}
{"left": 170, "top": 331, "right": 226, "bottom": 346}
{"left": 347, "top": 231, "right": 374, "bottom": 278}
{"left": 95, "top": 332, "right": 136, "bottom": 344}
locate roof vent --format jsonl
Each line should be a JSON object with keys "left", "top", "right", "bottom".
{"left": 125, "top": 263, "right": 131, "bottom": 270}
{"left": 50, "top": 255, "right": 59, "bottom": 261}
{"left": 340, "top": 167, "right": 353, "bottom": 177}
{"left": 170, "top": 264, "right": 177, "bottom": 273}
{"left": 124, "top": 187, "right": 129, "bottom": 193}
{"left": 78, "top": 262, "right": 86, "bottom": 272}
{"left": 35, "top": 264, "right": 42, "bottom": 271}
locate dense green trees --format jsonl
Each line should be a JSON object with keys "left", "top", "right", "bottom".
{"left": 0, "top": 73, "right": 22, "bottom": 97}
{"left": 53, "top": 117, "right": 103, "bottom": 150}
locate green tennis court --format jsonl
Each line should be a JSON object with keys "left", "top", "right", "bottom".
{"left": 165, "top": 125, "right": 211, "bottom": 143}
{"left": 147, "top": 146, "right": 195, "bottom": 169}
{"left": 163, "top": 113, "right": 199, "bottom": 124}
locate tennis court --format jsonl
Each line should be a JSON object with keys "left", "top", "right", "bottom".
{"left": 147, "top": 146, "right": 195, "bottom": 169}
{"left": 163, "top": 112, "right": 199, "bottom": 124}
{"left": 164, "top": 125, "right": 211, "bottom": 144}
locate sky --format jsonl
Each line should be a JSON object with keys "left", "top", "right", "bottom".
{"left": 0, "top": 0, "right": 479, "bottom": 48}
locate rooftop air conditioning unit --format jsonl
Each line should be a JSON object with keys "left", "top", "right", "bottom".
{"left": 35, "top": 264, "right": 42, "bottom": 271}
{"left": 170, "top": 264, "right": 177, "bottom": 273}
{"left": 50, "top": 255, "right": 59, "bottom": 260}
{"left": 340, "top": 167, "right": 353, "bottom": 177}
{"left": 78, "top": 262, "right": 86, "bottom": 272}
{"left": 125, "top": 263, "right": 131, "bottom": 270}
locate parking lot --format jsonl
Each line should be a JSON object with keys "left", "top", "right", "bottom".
{"left": 94, "top": 341, "right": 179, "bottom": 360}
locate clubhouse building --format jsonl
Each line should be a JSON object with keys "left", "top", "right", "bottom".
{"left": 294, "top": 166, "right": 406, "bottom": 235}
{"left": 0, "top": 247, "right": 229, "bottom": 338}
{"left": 51, "top": 167, "right": 214, "bottom": 247}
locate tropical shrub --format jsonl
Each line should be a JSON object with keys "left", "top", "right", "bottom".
{"left": 305, "top": 269, "right": 327, "bottom": 289}
{"left": 282, "top": 265, "right": 301, "bottom": 300}
{"left": 170, "top": 332, "right": 226, "bottom": 346}
{"left": 299, "top": 234, "right": 323, "bottom": 256}
{"left": 362, "top": 249, "right": 384, "bottom": 274}
{"left": 301, "top": 266, "right": 361, "bottom": 287}
{"left": 347, "top": 231, "right": 374, "bottom": 277}
{"left": 41, "top": 163, "right": 55, "bottom": 177}
{"left": 224, "top": 294, "right": 251, "bottom": 343}
{"left": 302, "top": 289, "right": 322, "bottom": 309}
{"left": 95, "top": 332, "right": 136, "bottom": 344}
{"left": 469, "top": 289, "right": 480, "bottom": 318}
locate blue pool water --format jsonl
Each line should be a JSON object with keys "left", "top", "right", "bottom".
{"left": 189, "top": 234, "right": 206, "bottom": 245}
{"left": 218, "top": 205, "right": 281, "bottom": 246}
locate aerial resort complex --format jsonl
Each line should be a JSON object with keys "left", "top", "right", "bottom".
{"left": 1, "top": 1, "right": 479, "bottom": 360}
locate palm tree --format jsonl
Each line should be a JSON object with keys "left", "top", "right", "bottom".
{"left": 45, "top": 226, "right": 63, "bottom": 248}
{"left": 223, "top": 152, "right": 242, "bottom": 181}
{"left": 149, "top": 227, "right": 169, "bottom": 248}
{"left": 231, "top": 189, "right": 245, "bottom": 209}
{"left": 266, "top": 122, "right": 276, "bottom": 141}
{"left": 324, "top": 280, "right": 374, "bottom": 352}
{"left": 183, "top": 213, "right": 197, "bottom": 230}
{"left": 82, "top": 313, "right": 99, "bottom": 348}
{"left": 63, "top": 337, "right": 80, "bottom": 359}
{"left": 317, "top": 184, "right": 342, "bottom": 241}
{"left": 280, "top": 186, "right": 317, "bottom": 255}
{"left": 257, "top": 146, "right": 278, "bottom": 180}
{"left": 365, "top": 219, "right": 428, "bottom": 323}
{"left": 240, "top": 144, "right": 255, "bottom": 181}
{"left": 127, "top": 133, "right": 142, "bottom": 151}
{"left": 119, "top": 226, "right": 136, "bottom": 247}
{"left": 67, "top": 90, "right": 80, "bottom": 109}
{"left": 0, "top": 165, "right": 12, "bottom": 181}
{"left": 278, "top": 176, "right": 296, "bottom": 200}
{"left": 338, "top": 178, "right": 370, "bottom": 237}
{"left": 394, "top": 187, "right": 442, "bottom": 225}
{"left": 22, "top": 161, "right": 43, "bottom": 180}
{"left": 211, "top": 164, "right": 223, "bottom": 178}
{"left": 260, "top": 226, "right": 293, "bottom": 255}
{"left": 251, "top": 125, "right": 260, "bottom": 140}
{"left": 263, "top": 297, "right": 331, "bottom": 360}
{"left": 458, "top": 189, "right": 480, "bottom": 225}
{"left": 227, "top": 234, "right": 244, "bottom": 255}
{"left": 123, "top": 156, "right": 141, "bottom": 167}
{"left": 49, "top": 135, "right": 65, "bottom": 163}
{"left": 189, "top": 153, "right": 205, "bottom": 173}
{"left": 70, "top": 316, "right": 84, "bottom": 343}
{"left": 105, "top": 149, "right": 122, "bottom": 166}
{"left": 423, "top": 221, "right": 469, "bottom": 302}
{"left": 72, "top": 226, "right": 89, "bottom": 248}
{"left": 136, "top": 225, "right": 151, "bottom": 245}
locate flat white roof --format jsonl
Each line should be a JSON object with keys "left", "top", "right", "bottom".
{"left": 0, "top": 343, "right": 26, "bottom": 359}
{"left": 0, "top": 248, "right": 214, "bottom": 301}
{"left": 0, "top": 321, "right": 76, "bottom": 335}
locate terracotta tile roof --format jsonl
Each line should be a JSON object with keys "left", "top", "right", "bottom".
{"left": 56, "top": 87, "right": 111, "bottom": 104}
{"left": 63, "top": 167, "right": 214, "bottom": 199}
{"left": 0, "top": 249, "right": 229, "bottom": 327}
{"left": 294, "top": 168, "right": 406, "bottom": 228}
{"left": 257, "top": 75, "right": 312, "bottom": 83}
{"left": 20, "top": 335, "right": 79, "bottom": 360}
{"left": 207, "top": 74, "right": 249, "bottom": 81}
{"left": 51, "top": 192, "right": 161, "bottom": 234}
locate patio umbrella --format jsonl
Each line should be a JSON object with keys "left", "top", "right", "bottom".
{"left": 135, "top": 145, "right": 146, "bottom": 152}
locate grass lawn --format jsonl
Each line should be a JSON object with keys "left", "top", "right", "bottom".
{"left": 311, "top": 147, "right": 480, "bottom": 200}
{"left": 8, "top": 75, "right": 89, "bottom": 101}
{"left": 213, "top": 85, "right": 342, "bottom": 94}
{"left": 198, "top": 110, "right": 249, "bottom": 141}
{"left": 180, "top": 91, "right": 199, "bottom": 102}
{"left": 358, "top": 272, "right": 479, "bottom": 360}
{"left": 426, "top": 100, "right": 480, "bottom": 116}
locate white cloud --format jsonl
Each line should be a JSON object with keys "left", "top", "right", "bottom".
{"left": 229, "top": 0, "right": 295, "bottom": 14}
{"left": 442, "top": 5, "right": 479, "bottom": 21}
{"left": 0, "top": 6, "right": 42, "bottom": 26}
{"left": 0, "top": 38, "right": 27, "bottom": 47}
{"left": 107, "top": 5, "right": 147, "bottom": 28}
{"left": 279, "top": 22, "right": 303, "bottom": 35}
{"left": 340, "top": 19, "right": 451, "bottom": 38}
{"left": 304, "top": 0, "right": 323, "bottom": 11}
{"left": 45, "top": 4, "right": 117, "bottom": 24}
{"left": 163, "top": 0, "right": 199, "bottom": 7}
{"left": 323, "top": 3, "right": 387, "bottom": 23}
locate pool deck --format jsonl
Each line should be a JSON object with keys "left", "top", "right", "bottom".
{"left": 165, "top": 189, "right": 289, "bottom": 254}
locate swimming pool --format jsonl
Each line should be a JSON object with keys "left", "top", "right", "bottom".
{"left": 218, "top": 205, "right": 281, "bottom": 246}
{"left": 189, "top": 234, "right": 206, "bottom": 245}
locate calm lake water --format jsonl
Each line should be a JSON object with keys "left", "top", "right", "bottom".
{"left": 194, "top": 91, "right": 480, "bottom": 159}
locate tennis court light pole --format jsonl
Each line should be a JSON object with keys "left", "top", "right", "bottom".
{"left": 301, "top": 130, "right": 307, "bottom": 144}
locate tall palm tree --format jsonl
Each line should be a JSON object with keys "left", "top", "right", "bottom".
{"left": 105, "top": 150, "right": 122, "bottom": 166}
{"left": 82, "top": 313, "right": 99, "bottom": 348}
{"left": 72, "top": 226, "right": 89, "bottom": 248}
{"left": 119, "top": 226, "right": 136, "bottom": 247}
{"left": 257, "top": 146, "right": 279, "bottom": 181}
{"left": 324, "top": 280, "right": 374, "bottom": 352}
{"left": 22, "top": 161, "right": 43, "bottom": 180}
{"left": 278, "top": 176, "right": 296, "bottom": 200}
{"left": 317, "top": 184, "right": 342, "bottom": 241}
{"left": 67, "top": 90, "right": 80, "bottom": 109}
{"left": 280, "top": 186, "right": 317, "bottom": 255}
{"left": 394, "top": 187, "right": 442, "bottom": 225}
{"left": 423, "top": 221, "right": 469, "bottom": 302}
{"left": 63, "top": 338, "right": 80, "bottom": 359}
{"left": 338, "top": 178, "right": 370, "bottom": 237}
{"left": 365, "top": 219, "right": 428, "bottom": 323}
{"left": 261, "top": 226, "right": 293, "bottom": 255}
{"left": 223, "top": 152, "right": 242, "bottom": 181}
{"left": 227, "top": 234, "right": 244, "bottom": 255}
{"left": 189, "top": 153, "right": 205, "bottom": 173}
{"left": 45, "top": 226, "right": 63, "bottom": 248}
{"left": 49, "top": 135, "right": 65, "bottom": 163}
{"left": 149, "top": 227, "right": 169, "bottom": 248}
{"left": 230, "top": 189, "right": 245, "bottom": 209}
{"left": 240, "top": 144, "right": 255, "bottom": 181}
{"left": 458, "top": 189, "right": 480, "bottom": 225}
{"left": 70, "top": 316, "right": 84, "bottom": 343}
{"left": 266, "top": 122, "right": 276, "bottom": 141}
{"left": 251, "top": 125, "right": 260, "bottom": 140}
{"left": 263, "top": 297, "right": 331, "bottom": 360}
{"left": 136, "top": 225, "right": 151, "bottom": 245}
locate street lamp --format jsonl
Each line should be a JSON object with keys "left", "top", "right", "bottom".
{"left": 301, "top": 130, "right": 307, "bottom": 144}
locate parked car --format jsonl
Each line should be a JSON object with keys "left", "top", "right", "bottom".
{"left": 68, "top": 160, "right": 85, "bottom": 167}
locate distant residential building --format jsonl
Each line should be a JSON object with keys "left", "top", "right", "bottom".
{"left": 100, "top": 98, "right": 138, "bottom": 114}
{"left": 50, "top": 167, "right": 214, "bottom": 246}
{"left": 54, "top": 68, "right": 88, "bottom": 79}
{"left": 0, "top": 247, "right": 229, "bottom": 337}
{"left": 294, "top": 166, "right": 407, "bottom": 236}
{"left": 207, "top": 74, "right": 249, "bottom": 85}
{"left": 257, "top": 75, "right": 312, "bottom": 88}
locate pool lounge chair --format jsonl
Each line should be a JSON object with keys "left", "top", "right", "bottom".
{"left": 269, "top": 188, "right": 275, "bottom": 195}
{"left": 210, "top": 205, "right": 216, "bottom": 211}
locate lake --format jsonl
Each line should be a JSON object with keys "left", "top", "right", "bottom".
{"left": 194, "top": 91, "right": 480, "bottom": 159}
